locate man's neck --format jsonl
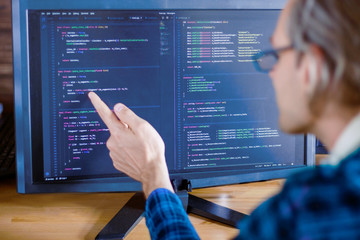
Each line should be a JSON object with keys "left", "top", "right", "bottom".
{"left": 311, "top": 105, "right": 360, "bottom": 152}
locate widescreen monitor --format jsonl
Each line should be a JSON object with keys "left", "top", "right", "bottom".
{"left": 13, "top": 0, "right": 315, "bottom": 237}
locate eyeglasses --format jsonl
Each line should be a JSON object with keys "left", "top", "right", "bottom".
{"left": 252, "top": 45, "right": 293, "bottom": 73}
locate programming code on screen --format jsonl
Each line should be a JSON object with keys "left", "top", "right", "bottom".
{"left": 28, "top": 10, "right": 304, "bottom": 182}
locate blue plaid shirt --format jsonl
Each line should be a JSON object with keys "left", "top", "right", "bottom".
{"left": 146, "top": 188, "right": 200, "bottom": 240}
{"left": 145, "top": 147, "right": 360, "bottom": 240}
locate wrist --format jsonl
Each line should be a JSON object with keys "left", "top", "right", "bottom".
{"left": 141, "top": 161, "right": 174, "bottom": 198}
{"left": 143, "top": 180, "right": 174, "bottom": 199}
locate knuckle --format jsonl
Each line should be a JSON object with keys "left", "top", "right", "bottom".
{"left": 106, "top": 139, "right": 113, "bottom": 150}
{"left": 109, "top": 153, "right": 119, "bottom": 168}
{"left": 112, "top": 161, "right": 122, "bottom": 172}
{"left": 112, "top": 161, "right": 118, "bottom": 169}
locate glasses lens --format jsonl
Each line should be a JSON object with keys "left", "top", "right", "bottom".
{"left": 257, "top": 52, "right": 278, "bottom": 72}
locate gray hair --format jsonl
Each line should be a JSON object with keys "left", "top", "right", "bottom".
{"left": 288, "top": 0, "right": 360, "bottom": 107}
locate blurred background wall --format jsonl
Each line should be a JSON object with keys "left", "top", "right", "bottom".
{"left": 0, "top": 0, "right": 13, "bottom": 113}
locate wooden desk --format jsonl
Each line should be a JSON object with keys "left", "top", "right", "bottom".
{"left": 0, "top": 177, "right": 284, "bottom": 240}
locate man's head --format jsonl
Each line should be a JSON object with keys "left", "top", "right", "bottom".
{"left": 270, "top": 0, "right": 360, "bottom": 134}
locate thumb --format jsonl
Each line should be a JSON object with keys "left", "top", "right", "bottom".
{"left": 113, "top": 103, "right": 144, "bottom": 130}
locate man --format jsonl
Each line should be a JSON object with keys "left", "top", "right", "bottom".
{"left": 88, "top": 0, "right": 360, "bottom": 239}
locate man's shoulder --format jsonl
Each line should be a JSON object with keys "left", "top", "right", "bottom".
{"left": 281, "top": 147, "right": 360, "bottom": 207}
{"left": 287, "top": 147, "right": 360, "bottom": 186}
{"left": 235, "top": 148, "right": 360, "bottom": 240}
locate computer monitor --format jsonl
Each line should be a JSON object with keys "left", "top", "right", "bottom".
{"left": 13, "top": 0, "right": 315, "bottom": 238}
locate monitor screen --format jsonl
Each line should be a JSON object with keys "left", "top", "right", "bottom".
{"left": 14, "top": 2, "right": 315, "bottom": 193}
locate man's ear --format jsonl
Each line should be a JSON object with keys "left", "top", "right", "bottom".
{"left": 299, "top": 44, "right": 325, "bottom": 97}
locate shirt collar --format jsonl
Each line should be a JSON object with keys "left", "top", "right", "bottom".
{"left": 322, "top": 113, "right": 360, "bottom": 165}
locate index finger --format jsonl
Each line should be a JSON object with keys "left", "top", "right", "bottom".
{"left": 88, "top": 92, "right": 119, "bottom": 132}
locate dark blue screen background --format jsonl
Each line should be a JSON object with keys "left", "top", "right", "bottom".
{"left": 28, "top": 10, "right": 305, "bottom": 182}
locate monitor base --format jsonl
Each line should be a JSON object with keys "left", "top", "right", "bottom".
{"left": 95, "top": 192, "right": 146, "bottom": 240}
{"left": 96, "top": 183, "right": 247, "bottom": 239}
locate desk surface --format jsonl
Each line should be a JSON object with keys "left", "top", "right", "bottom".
{"left": 0, "top": 177, "right": 284, "bottom": 240}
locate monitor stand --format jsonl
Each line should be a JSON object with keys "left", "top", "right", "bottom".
{"left": 95, "top": 179, "right": 247, "bottom": 240}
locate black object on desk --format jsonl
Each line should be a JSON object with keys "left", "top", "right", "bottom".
{"left": 316, "top": 139, "right": 328, "bottom": 154}
{"left": 96, "top": 180, "right": 246, "bottom": 240}
{"left": 0, "top": 111, "right": 16, "bottom": 178}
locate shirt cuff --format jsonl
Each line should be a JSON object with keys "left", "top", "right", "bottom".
{"left": 145, "top": 188, "right": 200, "bottom": 240}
